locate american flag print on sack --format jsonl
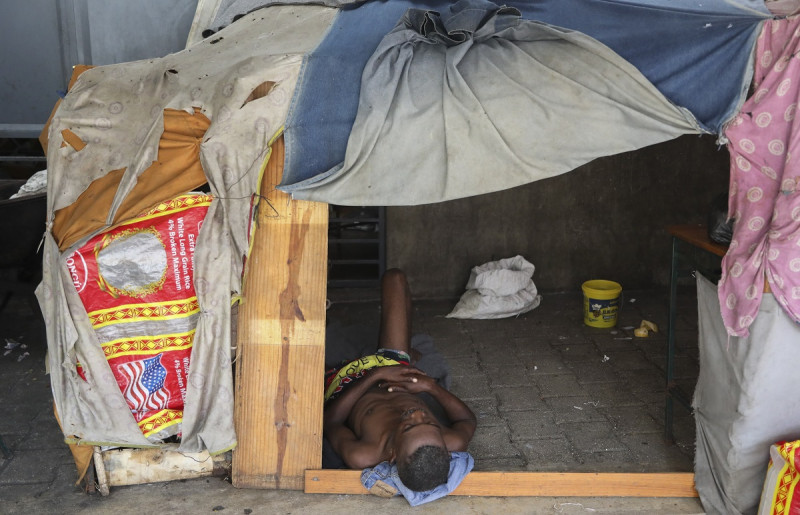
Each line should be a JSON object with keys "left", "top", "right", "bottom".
{"left": 118, "top": 354, "right": 170, "bottom": 414}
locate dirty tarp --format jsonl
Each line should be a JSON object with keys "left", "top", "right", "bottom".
{"left": 206, "top": 0, "right": 365, "bottom": 33}
{"left": 51, "top": 107, "right": 211, "bottom": 251}
{"left": 719, "top": 14, "right": 800, "bottom": 337}
{"left": 694, "top": 273, "right": 800, "bottom": 514}
{"left": 282, "top": 1, "right": 705, "bottom": 205}
{"left": 278, "top": 0, "right": 767, "bottom": 203}
{"left": 36, "top": 5, "right": 337, "bottom": 452}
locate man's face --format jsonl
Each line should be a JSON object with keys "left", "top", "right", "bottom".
{"left": 391, "top": 407, "right": 447, "bottom": 463}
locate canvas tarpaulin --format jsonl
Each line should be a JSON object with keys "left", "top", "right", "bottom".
{"left": 277, "top": 0, "right": 768, "bottom": 202}
{"left": 694, "top": 273, "right": 800, "bottom": 514}
{"left": 280, "top": 0, "right": 707, "bottom": 205}
{"left": 37, "top": 5, "right": 337, "bottom": 452}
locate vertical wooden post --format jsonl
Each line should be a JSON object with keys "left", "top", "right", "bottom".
{"left": 232, "top": 136, "right": 328, "bottom": 489}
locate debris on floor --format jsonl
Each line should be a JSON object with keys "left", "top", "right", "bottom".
{"left": 4, "top": 337, "right": 28, "bottom": 360}
{"left": 634, "top": 319, "right": 659, "bottom": 337}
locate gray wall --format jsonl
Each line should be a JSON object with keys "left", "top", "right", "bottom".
{"left": 388, "top": 134, "right": 730, "bottom": 297}
{"left": 0, "top": 0, "right": 197, "bottom": 137}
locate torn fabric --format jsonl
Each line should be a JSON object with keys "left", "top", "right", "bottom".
{"left": 52, "top": 107, "right": 210, "bottom": 251}
{"left": 283, "top": 1, "right": 704, "bottom": 205}
{"left": 694, "top": 273, "right": 800, "bottom": 514}
{"left": 206, "top": 0, "right": 365, "bottom": 33}
{"left": 37, "top": 5, "right": 337, "bottom": 452}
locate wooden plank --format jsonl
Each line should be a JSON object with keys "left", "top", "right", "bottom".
{"left": 232, "top": 136, "right": 328, "bottom": 490}
{"left": 304, "top": 470, "right": 699, "bottom": 498}
{"left": 667, "top": 224, "right": 728, "bottom": 258}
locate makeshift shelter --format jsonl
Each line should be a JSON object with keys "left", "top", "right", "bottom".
{"left": 39, "top": 4, "right": 337, "bottom": 453}
{"left": 37, "top": 0, "right": 800, "bottom": 511}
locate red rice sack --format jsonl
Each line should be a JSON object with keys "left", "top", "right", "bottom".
{"left": 758, "top": 440, "right": 800, "bottom": 515}
{"left": 67, "top": 194, "right": 212, "bottom": 439}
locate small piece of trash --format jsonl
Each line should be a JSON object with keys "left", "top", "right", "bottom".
{"left": 602, "top": 355, "right": 610, "bottom": 362}
{"left": 533, "top": 366, "right": 538, "bottom": 371}
{"left": 573, "top": 406, "right": 583, "bottom": 410}
{"left": 628, "top": 298, "right": 636, "bottom": 303}
{"left": 622, "top": 326, "right": 635, "bottom": 330}
{"left": 584, "top": 400, "right": 600, "bottom": 407}
{"left": 4, "top": 338, "right": 27, "bottom": 359}
{"left": 640, "top": 320, "right": 659, "bottom": 332}
{"left": 635, "top": 319, "right": 659, "bottom": 338}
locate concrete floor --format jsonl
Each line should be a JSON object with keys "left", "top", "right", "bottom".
{"left": 0, "top": 279, "right": 705, "bottom": 514}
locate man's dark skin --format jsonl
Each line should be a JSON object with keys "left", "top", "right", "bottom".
{"left": 323, "top": 269, "right": 477, "bottom": 470}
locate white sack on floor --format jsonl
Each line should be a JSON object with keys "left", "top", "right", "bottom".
{"left": 694, "top": 273, "right": 800, "bottom": 515}
{"left": 446, "top": 255, "right": 541, "bottom": 319}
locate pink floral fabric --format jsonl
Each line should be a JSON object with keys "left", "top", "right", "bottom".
{"left": 721, "top": 15, "right": 800, "bottom": 337}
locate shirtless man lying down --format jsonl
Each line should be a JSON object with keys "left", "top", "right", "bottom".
{"left": 323, "top": 269, "right": 477, "bottom": 492}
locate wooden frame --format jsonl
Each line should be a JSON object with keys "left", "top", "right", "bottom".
{"left": 232, "top": 138, "right": 699, "bottom": 497}
{"left": 305, "top": 470, "right": 697, "bottom": 497}
{"left": 232, "top": 137, "right": 328, "bottom": 489}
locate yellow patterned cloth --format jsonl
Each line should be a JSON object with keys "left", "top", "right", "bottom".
{"left": 324, "top": 349, "right": 410, "bottom": 402}
{"left": 759, "top": 440, "right": 800, "bottom": 515}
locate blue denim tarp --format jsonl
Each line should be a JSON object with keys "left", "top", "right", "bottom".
{"left": 279, "top": 1, "right": 710, "bottom": 204}
{"left": 278, "top": 0, "right": 768, "bottom": 196}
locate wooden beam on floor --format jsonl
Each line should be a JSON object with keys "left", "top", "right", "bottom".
{"left": 232, "top": 136, "right": 328, "bottom": 490}
{"left": 304, "top": 470, "right": 698, "bottom": 498}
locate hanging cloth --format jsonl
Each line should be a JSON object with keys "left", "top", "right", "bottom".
{"left": 719, "top": 14, "right": 800, "bottom": 337}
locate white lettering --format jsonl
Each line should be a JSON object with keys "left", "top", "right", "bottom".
{"left": 172, "top": 256, "right": 182, "bottom": 290}
{"left": 65, "top": 251, "right": 88, "bottom": 293}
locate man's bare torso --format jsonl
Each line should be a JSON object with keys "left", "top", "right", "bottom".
{"left": 346, "top": 386, "right": 431, "bottom": 457}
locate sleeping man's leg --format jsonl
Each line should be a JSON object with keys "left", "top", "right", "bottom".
{"left": 378, "top": 269, "right": 412, "bottom": 357}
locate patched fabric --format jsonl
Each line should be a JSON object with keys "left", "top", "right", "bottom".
{"left": 38, "top": 5, "right": 337, "bottom": 452}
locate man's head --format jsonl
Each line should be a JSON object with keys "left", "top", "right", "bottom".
{"left": 390, "top": 406, "right": 451, "bottom": 491}
{"left": 396, "top": 444, "right": 450, "bottom": 491}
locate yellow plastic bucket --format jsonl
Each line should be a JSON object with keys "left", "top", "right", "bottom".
{"left": 582, "top": 280, "right": 622, "bottom": 328}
